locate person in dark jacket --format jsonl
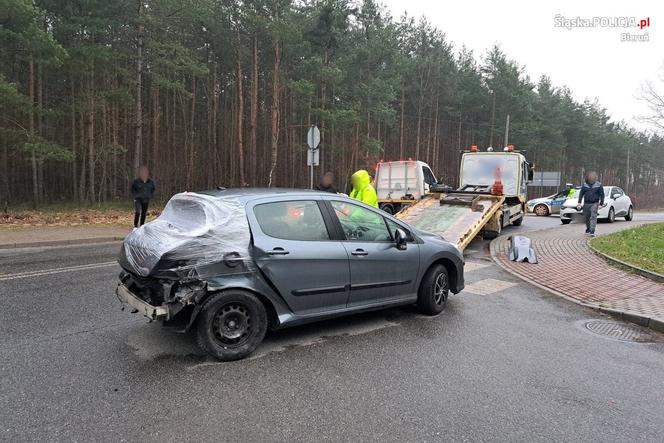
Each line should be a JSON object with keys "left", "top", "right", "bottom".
{"left": 576, "top": 171, "right": 604, "bottom": 237}
{"left": 315, "top": 172, "right": 337, "bottom": 193}
{"left": 131, "top": 166, "right": 156, "bottom": 228}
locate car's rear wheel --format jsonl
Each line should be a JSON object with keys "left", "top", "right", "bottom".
{"left": 417, "top": 264, "right": 449, "bottom": 315}
{"left": 561, "top": 219, "right": 572, "bottom": 225}
{"left": 534, "top": 204, "right": 549, "bottom": 216}
{"left": 196, "top": 290, "right": 267, "bottom": 361}
{"left": 625, "top": 206, "right": 633, "bottom": 221}
{"left": 607, "top": 207, "right": 615, "bottom": 223}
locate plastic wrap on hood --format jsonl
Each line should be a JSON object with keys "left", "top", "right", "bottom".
{"left": 120, "top": 192, "right": 252, "bottom": 278}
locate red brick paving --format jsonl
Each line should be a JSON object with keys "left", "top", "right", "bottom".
{"left": 492, "top": 221, "right": 664, "bottom": 324}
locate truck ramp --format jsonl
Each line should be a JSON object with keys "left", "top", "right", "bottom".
{"left": 396, "top": 193, "right": 504, "bottom": 250}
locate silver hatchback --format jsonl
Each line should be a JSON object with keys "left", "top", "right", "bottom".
{"left": 116, "top": 188, "right": 465, "bottom": 360}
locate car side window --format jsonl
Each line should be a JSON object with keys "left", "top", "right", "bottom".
{"left": 385, "top": 218, "right": 413, "bottom": 242}
{"left": 613, "top": 188, "right": 623, "bottom": 198}
{"left": 331, "top": 201, "right": 391, "bottom": 242}
{"left": 254, "top": 200, "right": 330, "bottom": 241}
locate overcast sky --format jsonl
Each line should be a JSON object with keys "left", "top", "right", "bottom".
{"left": 381, "top": 0, "right": 663, "bottom": 131}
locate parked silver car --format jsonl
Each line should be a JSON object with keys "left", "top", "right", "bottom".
{"left": 116, "top": 188, "right": 465, "bottom": 361}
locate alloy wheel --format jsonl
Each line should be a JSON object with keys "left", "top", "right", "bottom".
{"left": 433, "top": 272, "right": 449, "bottom": 305}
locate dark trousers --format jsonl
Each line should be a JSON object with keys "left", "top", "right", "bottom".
{"left": 583, "top": 202, "right": 599, "bottom": 233}
{"left": 134, "top": 199, "right": 149, "bottom": 227}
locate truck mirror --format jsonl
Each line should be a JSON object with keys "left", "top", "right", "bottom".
{"left": 527, "top": 166, "right": 534, "bottom": 182}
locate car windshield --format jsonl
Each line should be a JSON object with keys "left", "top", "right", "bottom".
{"left": 460, "top": 154, "right": 519, "bottom": 195}
{"left": 565, "top": 187, "right": 611, "bottom": 200}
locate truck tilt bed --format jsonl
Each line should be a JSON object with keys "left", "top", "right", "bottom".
{"left": 396, "top": 193, "right": 505, "bottom": 251}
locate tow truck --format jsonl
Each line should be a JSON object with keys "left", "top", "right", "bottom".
{"left": 396, "top": 145, "right": 533, "bottom": 251}
{"left": 374, "top": 160, "right": 451, "bottom": 214}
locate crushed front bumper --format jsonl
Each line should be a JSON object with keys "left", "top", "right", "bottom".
{"left": 116, "top": 283, "right": 169, "bottom": 320}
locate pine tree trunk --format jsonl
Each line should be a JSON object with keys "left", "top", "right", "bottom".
{"left": 399, "top": 83, "right": 405, "bottom": 159}
{"left": 237, "top": 48, "right": 246, "bottom": 186}
{"left": 87, "top": 68, "right": 95, "bottom": 203}
{"left": 28, "top": 58, "right": 38, "bottom": 208}
{"left": 249, "top": 35, "right": 259, "bottom": 186}
{"left": 134, "top": 0, "right": 144, "bottom": 174}
{"left": 267, "top": 40, "right": 281, "bottom": 187}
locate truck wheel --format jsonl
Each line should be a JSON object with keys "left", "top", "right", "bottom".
{"left": 380, "top": 203, "right": 395, "bottom": 215}
{"left": 512, "top": 215, "right": 524, "bottom": 226}
{"left": 195, "top": 290, "right": 267, "bottom": 361}
{"left": 417, "top": 264, "right": 448, "bottom": 315}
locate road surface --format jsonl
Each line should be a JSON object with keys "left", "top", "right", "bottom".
{"left": 1, "top": 214, "right": 663, "bottom": 442}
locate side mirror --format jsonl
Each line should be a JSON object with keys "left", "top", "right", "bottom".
{"left": 527, "top": 166, "right": 534, "bottom": 182}
{"left": 394, "top": 228, "right": 408, "bottom": 250}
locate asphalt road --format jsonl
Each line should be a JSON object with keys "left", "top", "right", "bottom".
{"left": 1, "top": 214, "right": 664, "bottom": 442}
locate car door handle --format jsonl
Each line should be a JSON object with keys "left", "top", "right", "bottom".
{"left": 267, "top": 247, "right": 290, "bottom": 256}
{"left": 351, "top": 249, "right": 368, "bottom": 256}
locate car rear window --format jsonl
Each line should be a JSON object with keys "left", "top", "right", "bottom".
{"left": 160, "top": 195, "right": 209, "bottom": 231}
{"left": 254, "top": 201, "right": 330, "bottom": 241}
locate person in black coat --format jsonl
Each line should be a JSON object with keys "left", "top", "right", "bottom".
{"left": 315, "top": 172, "right": 337, "bottom": 193}
{"left": 131, "top": 166, "right": 156, "bottom": 228}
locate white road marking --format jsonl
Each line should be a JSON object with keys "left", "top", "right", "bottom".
{"left": 0, "top": 261, "right": 118, "bottom": 281}
{"left": 464, "top": 261, "right": 490, "bottom": 272}
{"left": 463, "top": 278, "right": 518, "bottom": 295}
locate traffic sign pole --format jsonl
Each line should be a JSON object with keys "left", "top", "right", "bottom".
{"left": 307, "top": 125, "right": 321, "bottom": 190}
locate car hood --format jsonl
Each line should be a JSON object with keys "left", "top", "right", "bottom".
{"left": 118, "top": 192, "right": 253, "bottom": 279}
{"left": 527, "top": 197, "right": 551, "bottom": 206}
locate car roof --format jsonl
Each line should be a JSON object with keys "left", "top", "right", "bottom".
{"left": 196, "top": 187, "right": 333, "bottom": 203}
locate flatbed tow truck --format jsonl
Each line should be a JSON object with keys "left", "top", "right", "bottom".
{"left": 396, "top": 145, "right": 533, "bottom": 251}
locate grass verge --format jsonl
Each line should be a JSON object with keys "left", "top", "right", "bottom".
{"left": 591, "top": 223, "right": 664, "bottom": 275}
{"left": 1, "top": 201, "right": 163, "bottom": 229}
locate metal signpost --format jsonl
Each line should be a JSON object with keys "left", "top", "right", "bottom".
{"left": 307, "top": 125, "right": 321, "bottom": 189}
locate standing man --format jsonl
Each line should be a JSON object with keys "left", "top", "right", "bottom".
{"left": 349, "top": 169, "right": 378, "bottom": 208}
{"left": 315, "top": 172, "right": 337, "bottom": 193}
{"left": 576, "top": 171, "right": 604, "bottom": 237}
{"left": 131, "top": 165, "right": 156, "bottom": 229}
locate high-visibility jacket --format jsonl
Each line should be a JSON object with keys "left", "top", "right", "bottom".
{"left": 349, "top": 170, "right": 378, "bottom": 208}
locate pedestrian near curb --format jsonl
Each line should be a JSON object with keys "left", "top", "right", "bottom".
{"left": 576, "top": 171, "right": 604, "bottom": 237}
{"left": 131, "top": 165, "right": 156, "bottom": 229}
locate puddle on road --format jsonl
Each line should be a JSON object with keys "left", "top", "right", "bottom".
{"left": 125, "top": 312, "right": 402, "bottom": 368}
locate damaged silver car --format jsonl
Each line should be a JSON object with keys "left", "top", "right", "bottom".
{"left": 116, "top": 188, "right": 464, "bottom": 361}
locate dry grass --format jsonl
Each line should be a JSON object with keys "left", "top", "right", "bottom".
{"left": 0, "top": 201, "right": 162, "bottom": 230}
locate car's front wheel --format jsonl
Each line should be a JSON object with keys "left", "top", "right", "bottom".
{"left": 196, "top": 290, "right": 267, "bottom": 361}
{"left": 417, "top": 264, "right": 449, "bottom": 315}
{"left": 625, "top": 206, "right": 633, "bottom": 221}
{"left": 561, "top": 218, "right": 572, "bottom": 225}
{"left": 606, "top": 207, "right": 615, "bottom": 223}
{"left": 534, "top": 204, "right": 549, "bottom": 216}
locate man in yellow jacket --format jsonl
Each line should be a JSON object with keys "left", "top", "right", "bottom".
{"left": 349, "top": 170, "right": 378, "bottom": 208}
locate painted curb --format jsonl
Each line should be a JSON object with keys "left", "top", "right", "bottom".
{"left": 489, "top": 235, "right": 664, "bottom": 336}
{"left": 0, "top": 235, "right": 125, "bottom": 249}
{"left": 588, "top": 243, "right": 664, "bottom": 284}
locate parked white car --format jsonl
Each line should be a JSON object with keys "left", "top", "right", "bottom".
{"left": 559, "top": 186, "right": 633, "bottom": 224}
